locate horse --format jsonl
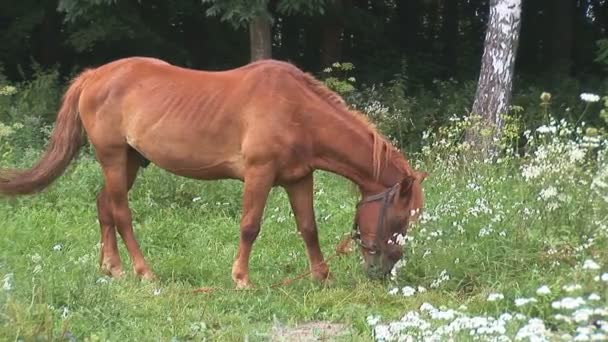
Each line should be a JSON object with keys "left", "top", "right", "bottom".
{"left": 0, "top": 57, "right": 427, "bottom": 289}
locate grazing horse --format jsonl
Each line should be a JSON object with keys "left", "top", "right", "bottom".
{"left": 0, "top": 57, "right": 426, "bottom": 288}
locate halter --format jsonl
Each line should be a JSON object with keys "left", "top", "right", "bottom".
{"left": 351, "top": 182, "right": 401, "bottom": 255}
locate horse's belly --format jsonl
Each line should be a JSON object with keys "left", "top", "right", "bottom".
{"left": 126, "top": 134, "right": 244, "bottom": 180}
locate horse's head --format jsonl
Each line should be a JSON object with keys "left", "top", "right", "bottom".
{"left": 353, "top": 171, "right": 427, "bottom": 278}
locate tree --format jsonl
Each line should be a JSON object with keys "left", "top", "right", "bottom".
{"left": 202, "top": 0, "right": 327, "bottom": 61}
{"left": 202, "top": 0, "right": 272, "bottom": 61}
{"left": 468, "top": 0, "right": 522, "bottom": 150}
{"left": 319, "top": 0, "right": 347, "bottom": 67}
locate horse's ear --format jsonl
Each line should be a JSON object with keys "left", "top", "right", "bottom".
{"left": 398, "top": 175, "right": 416, "bottom": 198}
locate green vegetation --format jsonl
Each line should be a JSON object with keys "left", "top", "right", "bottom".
{"left": 1, "top": 77, "right": 607, "bottom": 339}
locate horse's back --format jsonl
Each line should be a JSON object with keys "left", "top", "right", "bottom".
{"left": 78, "top": 57, "right": 320, "bottom": 183}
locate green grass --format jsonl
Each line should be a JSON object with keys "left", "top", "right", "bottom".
{"left": 1, "top": 147, "right": 607, "bottom": 341}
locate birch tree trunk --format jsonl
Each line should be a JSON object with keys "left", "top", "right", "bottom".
{"left": 249, "top": 16, "right": 272, "bottom": 61}
{"left": 468, "top": 0, "right": 522, "bottom": 151}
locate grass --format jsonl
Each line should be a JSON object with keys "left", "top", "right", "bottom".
{"left": 0, "top": 155, "right": 417, "bottom": 341}
{"left": 1, "top": 134, "right": 608, "bottom": 341}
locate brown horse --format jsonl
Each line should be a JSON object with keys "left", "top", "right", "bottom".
{"left": 0, "top": 57, "right": 426, "bottom": 288}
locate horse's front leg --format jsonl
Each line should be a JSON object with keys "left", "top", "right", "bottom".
{"left": 231, "top": 165, "right": 274, "bottom": 289}
{"left": 285, "top": 175, "right": 330, "bottom": 282}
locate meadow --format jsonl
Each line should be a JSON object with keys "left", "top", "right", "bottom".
{"left": 1, "top": 106, "right": 607, "bottom": 341}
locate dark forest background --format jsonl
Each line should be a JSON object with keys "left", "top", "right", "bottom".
{"left": 0, "top": 0, "right": 607, "bottom": 151}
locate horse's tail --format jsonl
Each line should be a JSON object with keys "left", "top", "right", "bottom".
{"left": 0, "top": 69, "right": 93, "bottom": 196}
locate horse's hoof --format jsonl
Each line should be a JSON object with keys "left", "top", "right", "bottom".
{"left": 311, "top": 266, "right": 331, "bottom": 282}
{"left": 313, "top": 272, "right": 334, "bottom": 286}
{"left": 141, "top": 272, "right": 157, "bottom": 282}
{"left": 235, "top": 280, "right": 253, "bottom": 290}
{"left": 135, "top": 268, "right": 157, "bottom": 282}
{"left": 101, "top": 264, "right": 124, "bottom": 278}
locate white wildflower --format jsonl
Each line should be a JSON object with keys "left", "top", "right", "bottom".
{"left": 366, "top": 315, "right": 381, "bottom": 326}
{"left": 499, "top": 313, "right": 513, "bottom": 322}
{"left": 2, "top": 273, "right": 13, "bottom": 291}
{"left": 33, "top": 264, "right": 42, "bottom": 274}
{"left": 580, "top": 93, "right": 600, "bottom": 103}
{"left": 536, "top": 285, "right": 551, "bottom": 295}
{"left": 373, "top": 324, "right": 391, "bottom": 340}
{"left": 573, "top": 308, "right": 596, "bottom": 323}
{"left": 552, "top": 297, "right": 586, "bottom": 310}
{"left": 522, "top": 165, "right": 542, "bottom": 180}
{"left": 430, "top": 269, "right": 449, "bottom": 289}
{"left": 401, "top": 286, "right": 416, "bottom": 297}
{"left": 536, "top": 125, "right": 557, "bottom": 134}
{"left": 52, "top": 244, "right": 63, "bottom": 251}
{"left": 538, "top": 186, "right": 558, "bottom": 200}
{"left": 563, "top": 284, "right": 583, "bottom": 292}
{"left": 392, "top": 233, "right": 406, "bottom": 246}
{"left": 478, "top": 226, "right": 493, "bottom": 237}
{"left": 514, "top": 297, "right": 538, "bottom": 307}
{"left": 420, "top": 303, "right": 435, "bottom": 312}
{"left": 582, "top": 259, "right": 600, "bottom": 270}
{"left": 487, "top": 293, "right": 505, "bottom": 302}
{"left": 588, "top": 293, "right": 601, "bottom": 301}
{"left": 428, "top": 308, "right": 458, "bottom": 321}
{"left": 31, "top": 253, "right": 42, "bottom": 263}
{"left": 390, "top": 259, "right": 405, "bottom": 280}
{"left": 96, "top": 277, "right": 110, "bottom": 284}
{"left": 515, "top": 318, "right": 550, "bottom": 341}
{"left": 569, "top": 147, "right": 586, "bottom": 163}
{"left": 61, "top": 306, "right": 70, "bottom": 319}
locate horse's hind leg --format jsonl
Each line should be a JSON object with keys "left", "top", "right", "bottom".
{"left": 98, "top": 147, "right": 154, "bottom": 280}
{"left": 97, "top": 189, "right": 122, "bottom": 277}
{"left": 97, "top": 149, "right": 143, "bottom": 278}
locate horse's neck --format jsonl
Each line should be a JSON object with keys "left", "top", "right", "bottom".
{"left": 312, "top": 116, "right": 407, "bottom": 196}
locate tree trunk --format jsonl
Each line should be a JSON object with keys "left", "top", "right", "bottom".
{"left": 320, "top": 23, "right": 343, "bottom": 67}
{"left": 319, "top": 0, "right": 345, "bottom": 67}
{"left": 467, "top": 0, "right": 522, "bottom": 151}
{"left": 249, "top": 16, "right": 272, "bottom": 61}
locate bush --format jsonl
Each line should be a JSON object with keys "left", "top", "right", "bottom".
{"left": 0, "top": 66, "right": 62, "bottom": 160}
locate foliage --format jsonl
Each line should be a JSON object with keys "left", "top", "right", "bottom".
{"left": 57, "top": 0, "right": 117, "bottom": 23}
{"left": 321, "top": 62, "right": 356, "bottom": 95}
{"left": 201, "top": 0, "right": 327, "bottom": 28}
{"left": 0, "top": 67, "right": 62, "bottom": 161}
{"left": 2, "top": 0, "right": 607, "bottom": 84}
{"left": 595, "top": 39, "right": 608, "bottom": 72}
{"left": 202, "top": 0, "right": 272, "bottom": 28}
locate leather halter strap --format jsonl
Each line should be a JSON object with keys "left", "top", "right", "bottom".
{"left": 351, "top": 182, "right": 400, "bottom": 254}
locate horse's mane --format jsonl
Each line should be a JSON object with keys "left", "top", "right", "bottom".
{"left": 245, "top": 59, "right": 413, "bottom": 181}
{"left": 296, "top": 70, "right": 413, "bottom": 181}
